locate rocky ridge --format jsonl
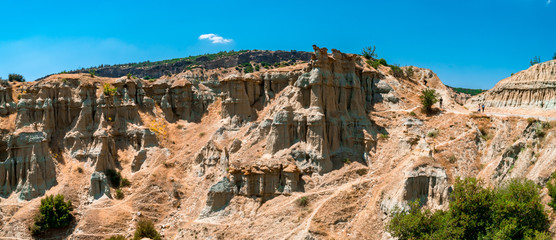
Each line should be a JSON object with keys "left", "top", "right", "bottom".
{"left": 0, "top": 47, "right": 554, "bottom": 239}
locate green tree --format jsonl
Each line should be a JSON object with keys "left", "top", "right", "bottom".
{"left": 530, "top": 56, "right": 541, "bottom": 66}
{"left": 553, "top": 53, "right": 556, "bottom": 60}
{"left": 30, "top": 194, "right": 74, "bottom": 236}
{"left": 8, "top": 73, "right": 25, "bottom": 82}
{"left": 546, "top": 173, "right": 556, "bottom": 210}
{"left": 419, "top": 88, "right": 439, "bottom": 113}
{"left": 361, "top": 45, "right": 377, "bottom": 59}
{"left": 133, "top": 219, "right": 161, "bottom": 240}
{"left": 386, "top": 178, "right": 550, "bottom": 240}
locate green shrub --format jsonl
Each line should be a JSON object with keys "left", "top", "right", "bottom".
{"left": 107, "top": 235, "right": 126, "bottom": 240}
{"left": 427, "top": 129, "right": 438, "bottom": 138}
{"left": 387, "top": 178, "right": 550, "bottom": 240}
{"left": 133, "top": 219, "right": 161, "bottom": 240}
{"left": 127, "top": 73, "right": 133, "bottom": 79}
{"left": 419, "top": 88, "right": 439, "bottom": 113}
{"left": 30, "top": 194, "right": 73, "bottom": 236}
{"left": 297, "top": 196, "right": 308, "bottom": 207}
{"left": 361, "top": 45, "right": 377, "bottom": 59}
{"left": 105, "top": 169, "right": 122, "bottom": 188}
{"left": 8, "top": 73, "right": 25, "bottom": 82}
{"left": 103, "top": 83, "right": 118, "bottom": 96}
{"left": 115, "top": 189, "right": 124, "bottom": 200}
{"left": 121, "top": 178, "right": 131, "bottom": 187}
{"left": 379, "top": 133, "right": 389, "bottom": 140}
{"left": 547, "top": 173, "right": 556, "bottom": 211}
{"left": 530, "top": 56, "right": 541, "bottom": 66}
{"left": 553, "top": 53, "right": 556, "bottom": 60}
{"left": 389, "top": 64, "right": 404, "bottom": 78}
{"left": 89, "top": 69, "right": 96, "bottom": 77}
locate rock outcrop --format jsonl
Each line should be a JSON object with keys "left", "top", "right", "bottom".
{"left": 474, "top": 60, "right": 556, "bottom": 109}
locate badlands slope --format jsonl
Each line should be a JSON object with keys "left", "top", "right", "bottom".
{"left": 0, "top": 46, "right": 555, "bottom": 239}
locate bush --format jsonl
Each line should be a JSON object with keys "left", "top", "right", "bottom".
{"left": 103, "top": 83, "right": 118, "bottom": 96}
{"left": 427, "top": 129, "right": 438, "bottom": 138}
{"left": 8, "top": 73, "right": 25, "bottom": 82}
{"left": 547, "top": 173, "right": 556, "bottom": 211}
{"left": 387, "top": 178, "right": 550, "bottom": 240}
{"left": 121, "top": 178, "right": 131, "bottom": 187}
{"left": 89, "top": 69, "right": 96, "bottom": 77}
{"left": 530, "top": 56, "right": 541, "bottom": 66}
{"left": 127, "top": 73, "right": 133, "bottom": 79}
{"left": 419, "top": 88, "right": 439, "bottom": 113}
{"left": 30, "top": 194, "right": 73, "bottom": 236}
{"left": 389, "top": 64, "right": 404, "bottom": 78}
{"left": 297, "top": 196, "right": 308, "bottom": 207}
{"left": 361, "top": 45, "right": 377, "bottom": 59}
{"left": 105, "top": 169, "right": 122, "bottom": 188}
{"left": 553, "top": 53, "right": 556, "bottom": 60}
{"left": 107, "top": 235, "right": 126, "bottom": 240}
{"left": 133, "top": 219, "right": 161, "bottom": 240}
{"left": 115, "top": 189, "right": 124, "bottom": 200}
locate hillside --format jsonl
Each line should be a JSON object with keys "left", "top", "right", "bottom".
{"left": 0, "top": 46, "right": 555, "bottom": 239}
{"left": 42, "top": 50, "right": 312, "bottom": 80}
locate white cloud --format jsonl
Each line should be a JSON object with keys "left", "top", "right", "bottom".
{"left": 548, "top": 0, "right": 551, "bottom": 4}
{"left": 198, "top": 33, "right": 232, "bottom": 44}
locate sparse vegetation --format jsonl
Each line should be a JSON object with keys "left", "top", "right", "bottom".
{"left": 8, "top": 73, "right": 25, "bottom": 82}
{"left": 297, "top": 196, "right": 308, "bottom": 207}
{"left": 427, "top": 129, "right": 439, "bottom": 138}
{"left": 199, "top": 132, "right": 206, "bottom": 137}
{"left": 127, "top": 73, "right": 133, "bottom": 79}
{"left": 553, "top": 53, "right": 556, "bottom": 60}
{"left": 103, "top": 83, "right": 118, "bottom": 96}
{"left": 448, "top": 155, "right": 457, "bottom": 163}
{"left": 379, "top": 133, "right": 389, "bottom": 140}
{"left": 387, "top": 178, "right": 549, "bottom": 240}
{"left": 30, "top": 194, "right": 73, "bottom": 236}
{"left": 89, "top": 69, "right": 96, "bottom": 77}
{"left": 361, "top": 45, "right": 377, "bottom": 59}
{"left": 133, "top": 219, "right": 161, "bottom": 240}
{"left": 367, "top": 58, "right": 388, "bottom": 69}
{"left": 343, "top": 158, "right": 351, "bottom": 164}
{"left": 121, "top": 178, "right": 131, "bottom": 187}
{"left": 530, "top": 56, "right": 541, "bottom": 66}
{"left": 149, "top": 119, "right": 168, "bottom": 139}
{"left": 409, "top": 111, "right": 416, "bottom": 117}
{"left": 107, "top": 235, "right": 126, "bottom": 240}
{"left": 115, "top": 189, "right": 124, "bottom": 200}
{"left": 419, "top": 88, "right": 439, "bottom": 113}
{"left": 389, "top": 64, "right": 404, "bottom": 78}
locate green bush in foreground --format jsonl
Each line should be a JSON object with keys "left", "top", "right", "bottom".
{"left": 133, "top": 219, "right": 161, "bottom": 240}
{"left": 8, "top": 73, "right": 25, "bottom": 82}
{"left": 419, "top": 88, "right": 439, "bottom": 113}
{"left": 105, "top": 169, "right": 122, "bottom": 187}
{"left": 30, "top": 194, "right": 73, "bottom": 236}
{"left": 107, "top": 235, "right": 126, "bottom": 240}
{"left": 387, "top": 178, "right": 549, "bottom": 240}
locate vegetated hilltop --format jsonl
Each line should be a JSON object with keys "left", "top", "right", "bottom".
{"left": 0, "top": 46, "right": 554, "bottom": 239}
{"left": 42, "top": 50, "right": 312, "bottom": 80}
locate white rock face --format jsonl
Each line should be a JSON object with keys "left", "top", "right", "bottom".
{"left": 474, "top": 60, "right": 556, "bottom": 109}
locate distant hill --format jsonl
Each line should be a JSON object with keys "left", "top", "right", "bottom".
{"left": 447, "top": 86, "right": 486, "bottom": 96}
{"left": 39, "top": 50, "right": 312, "bottom": 80}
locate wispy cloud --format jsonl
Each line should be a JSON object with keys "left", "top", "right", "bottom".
{"left": 198, "top": 33, "right": 232, "bottom": 44}
{"left": 548, "top": 0, "right": 552, "bottom": 4}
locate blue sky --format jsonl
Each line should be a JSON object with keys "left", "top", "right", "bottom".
{"left": 0, "top": 0, "right": 554, "bottom": 89}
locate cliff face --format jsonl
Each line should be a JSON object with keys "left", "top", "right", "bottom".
{"left": 0, "top": 47, "right": 555, "bottom": 239}
{"left": 473, "top": 60, "right": 556, "bottom": 109}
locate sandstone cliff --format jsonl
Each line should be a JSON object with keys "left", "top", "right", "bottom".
{"left": 0, "top": 47, "right": 554, "bottom": 240}
{"left": 471, "top": 60, "right": 556, "bottom": 109}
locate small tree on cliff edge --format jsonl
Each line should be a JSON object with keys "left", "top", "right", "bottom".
{"left": 420, "top": 88, "right": 439, "bottom": 113}
{"left": 361, "top": 46, "right": 377, "bottom": 59}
